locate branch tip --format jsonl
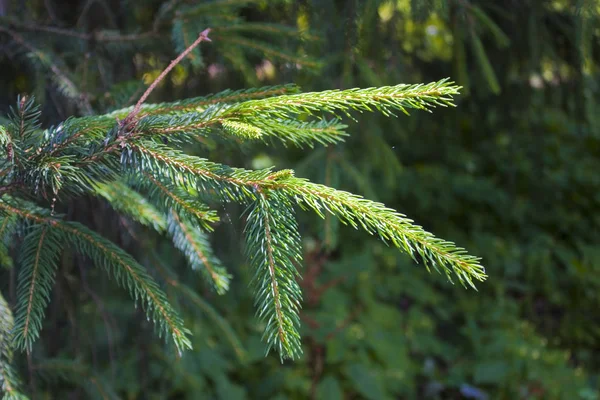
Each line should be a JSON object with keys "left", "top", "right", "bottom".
{"left": 120, "top": 27, "right": 213, "bottom": 133}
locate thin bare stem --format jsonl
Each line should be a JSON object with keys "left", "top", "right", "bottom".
{"left": 121, "top": 28, "right": 212, "bottom": 129}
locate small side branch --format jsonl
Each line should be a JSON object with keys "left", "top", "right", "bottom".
{"left": 120, "top": 28, "right": 212, "bottom": 131}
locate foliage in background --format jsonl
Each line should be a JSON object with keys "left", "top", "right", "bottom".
{"left": 1, "top": 0, "right": 599, "bottom": 399}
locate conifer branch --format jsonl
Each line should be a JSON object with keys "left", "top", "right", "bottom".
{"left": 128, "top": 143, "right": 485, "bottom": 287}
{"left": 136, "top": 172, "right": 219, "bottom": 231}
{"left": 271, "top": 178, "right": 487, "bottom": 288}
{"left": 137, "top": 85, "right": 300, "bottom": 118}
{"left": 93, "top": 180, "right": 167, "bottom": 232}
{"left": 225, "top": 79, "right": 461, "bottom": 119}
{"left": 13, "top": 225, "right": 62, "bottom": 352}
{"left": 167, "top": 211, "right": 230, "bottom": 294}
{"left": 126, "top": 142, "right": 266, "bottom": 201}
{"left": 0, "top": 292, "right": 28, "bottom": 400}
{"left": 245, "top": 190, "right": 303, "bottom": 360}
{"left": 1, "top": 73, "right": 483, "bottom": 361}
{"left": 0, "top": 201, "right": 191, "bottom": 353}
{"left": 238, "top": 118, "right": 347, "bottom": 147}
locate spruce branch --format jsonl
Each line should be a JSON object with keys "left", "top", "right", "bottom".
{"left": 111, "top": 80, "right": 458, "bottom": 149}
{"left": 0, "top": 292, "right": 28, "bottom": 400}
{"left": 13, "top": 225, "right": 62, "bottom": 352}
{"left": 224, "top": 79, "right": 461, "bottom": 120}
{"left": 127, "top": 143, "right": 486, "bottom": 287}
{"left": 125, "top": 141, "right": 269, "bottom": 202}
{"left": 103, "top": 85, "right": 299, "bottom": 122}
{"left": 9, "top": 96, "right": 41, "bottom": 142}
{"left": 244, "top": 190, "right": 303, "bottom": 360}
{"left": 167, "top": 210, "right": 231, "bottom": 294}
{"left": 137, "top": 172, "right": 219, "bottom": 231}
{"left": 0, "top": 201, "right": 191, "bottom": 353}
{"left": 240, "top": 118, "right": 347, "bottom": 147}
{"left": 1, "top": 65, "right": 483, "bottom": 361}
{"left": 272, "top": 177, "right": 487, "bottom": 288}
{"left": 135, "top": 85, "right": 300, "bottom": 117}
{"left": 92, "top": 180, "right": 167, "bottom": 232}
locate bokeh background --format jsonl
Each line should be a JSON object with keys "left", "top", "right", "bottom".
{"left": 1, "top": 0, "right": 599, "bottom": 398}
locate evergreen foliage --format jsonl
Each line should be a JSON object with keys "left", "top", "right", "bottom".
{"left": 1, "top": 0, "right": 599, "bottom": 398}
{"left": 0, "top": 66, "right": 479, "bottom": 368}
{"left": 0, "top": 292, "right": 26, "bottom": 400}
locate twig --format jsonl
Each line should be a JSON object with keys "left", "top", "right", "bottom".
{"left": 120, "top": 28, "right": 212, "bottom": 132}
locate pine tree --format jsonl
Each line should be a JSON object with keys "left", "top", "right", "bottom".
{"left": 0, "top": 22, "right": 485, "bottom": 396}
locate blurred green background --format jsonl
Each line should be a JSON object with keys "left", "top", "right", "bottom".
{"left": 1, "top": 0, "right": 599, "bottom": 398}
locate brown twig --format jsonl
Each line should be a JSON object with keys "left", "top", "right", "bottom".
{"left": 120, "top": 28, "right": 212, "bottom": 132}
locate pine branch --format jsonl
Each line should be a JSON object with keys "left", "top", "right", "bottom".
{"left": 244, "top": 190, "right": 303, "bottom": 360}
{"left": 0, "top": 292, "right": 28, "bottom": 400}
{"left": 13, "top": 225, "right": 62, "bottom": 352}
